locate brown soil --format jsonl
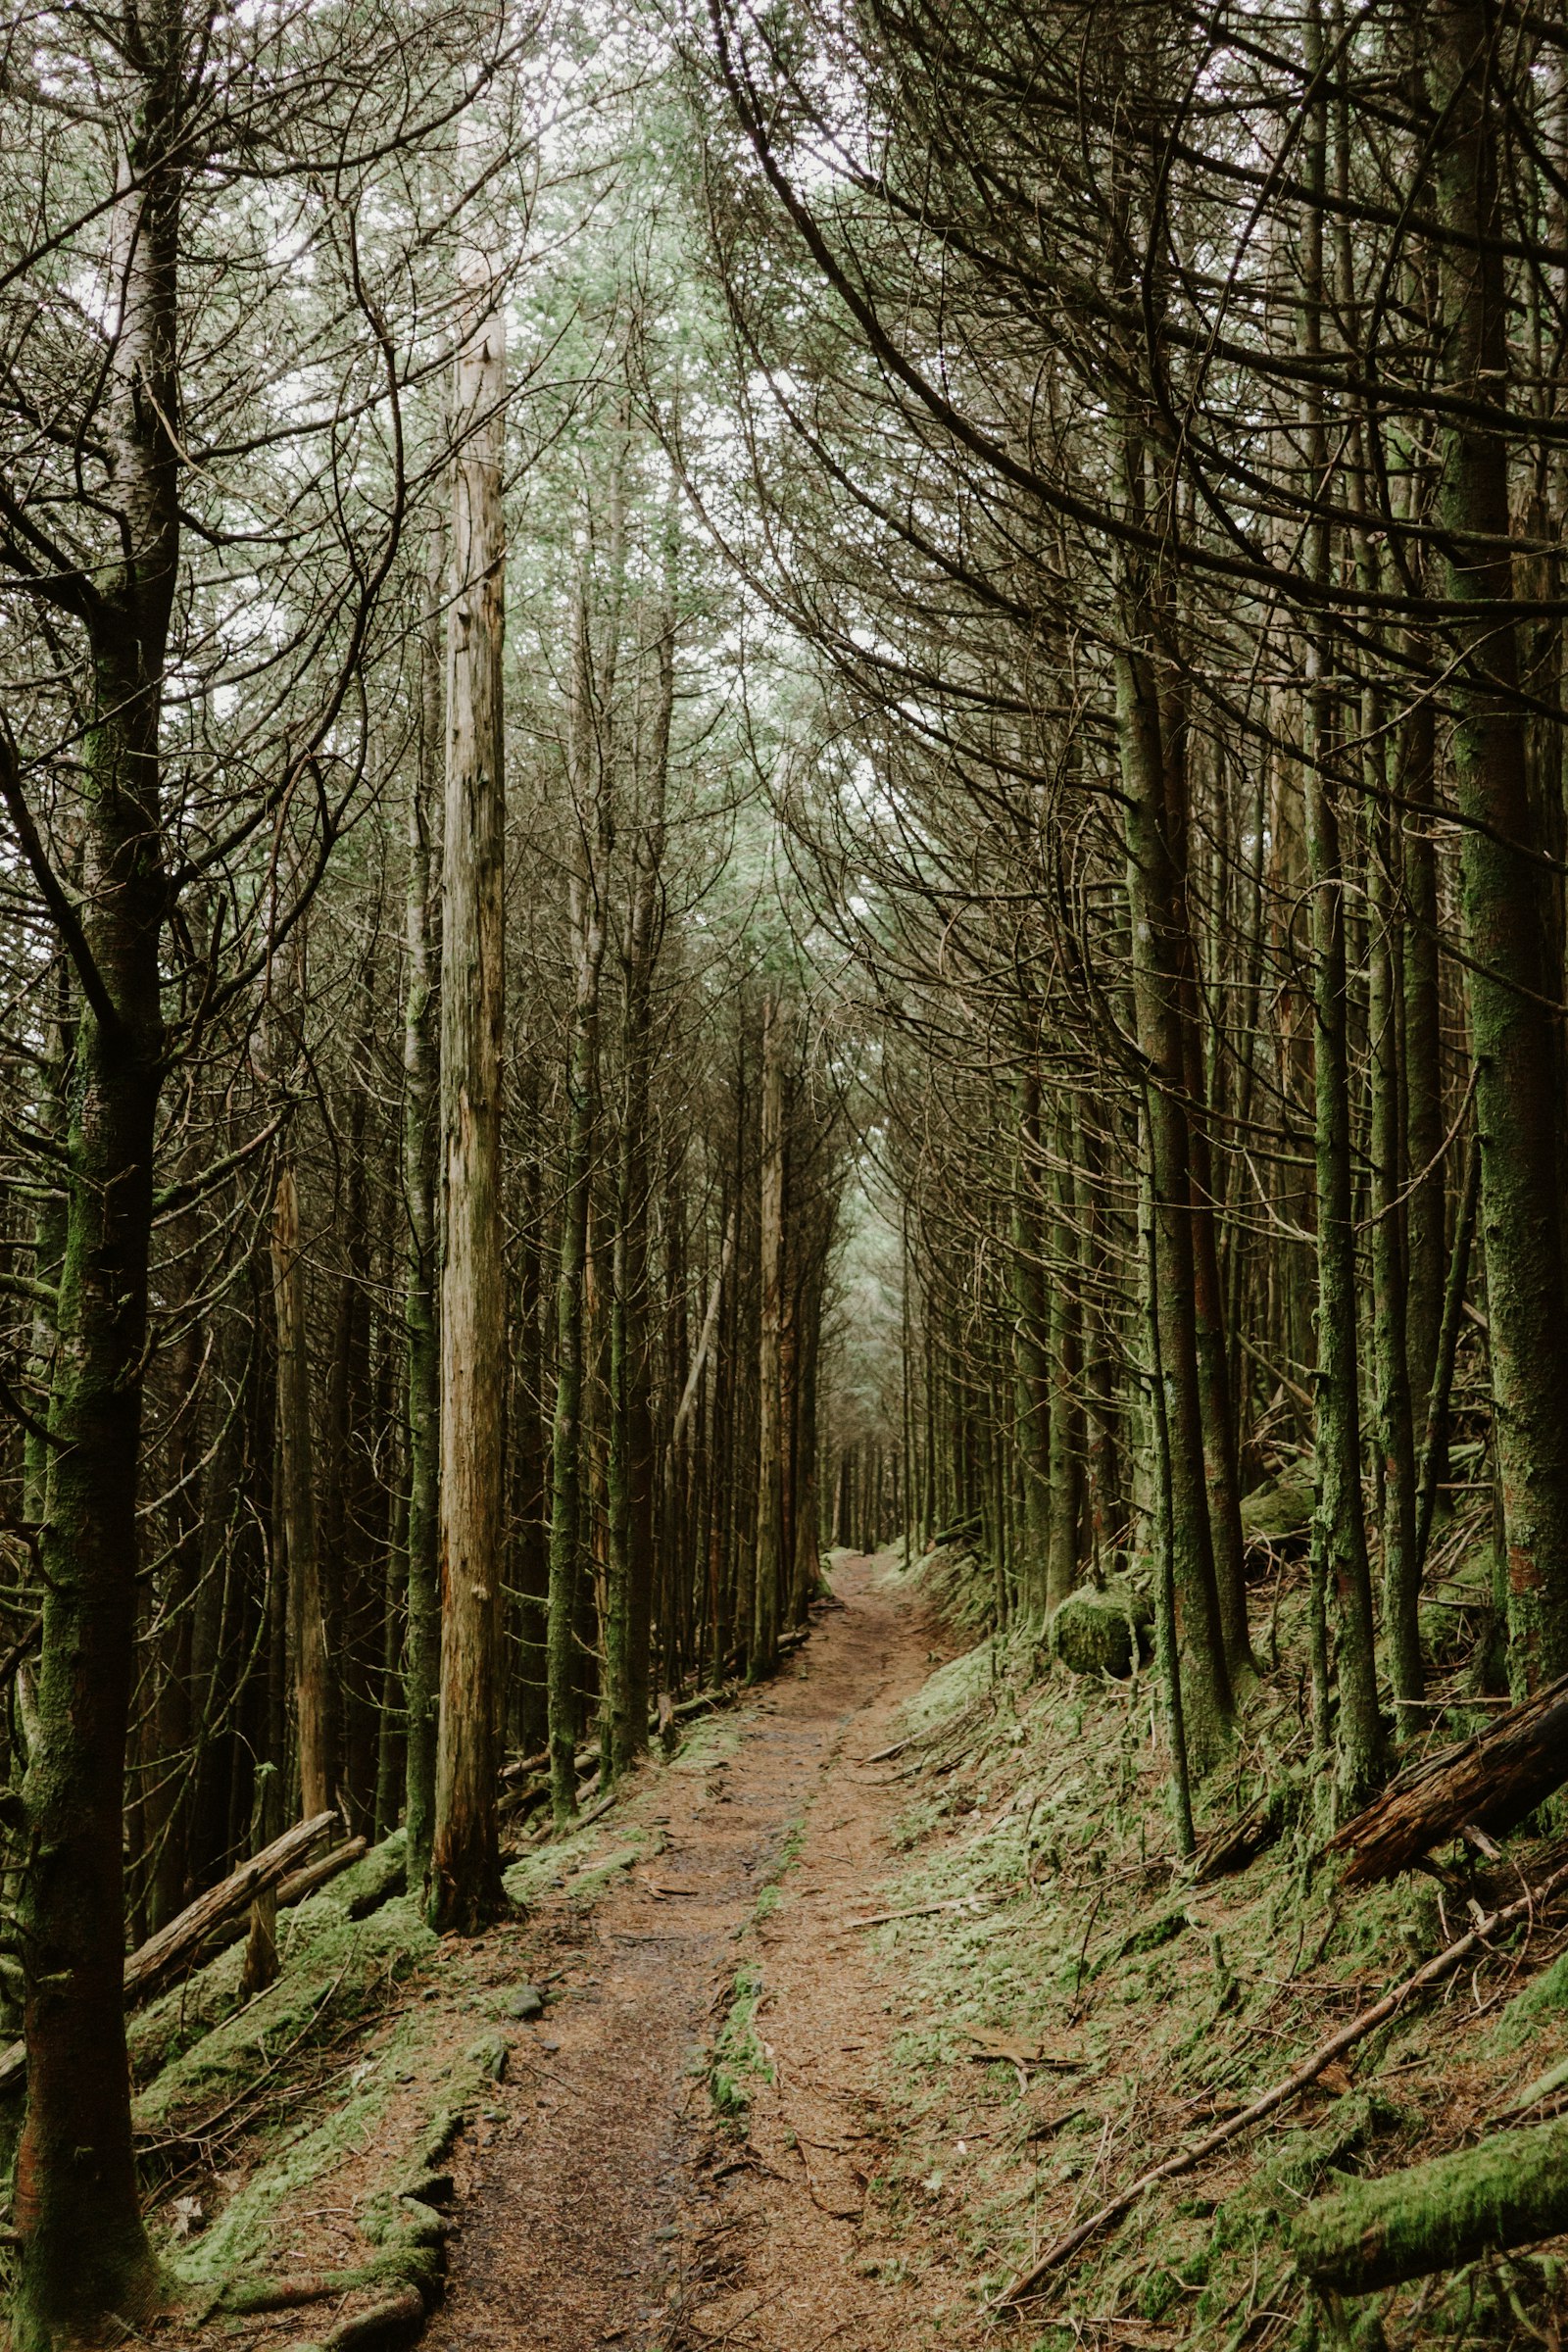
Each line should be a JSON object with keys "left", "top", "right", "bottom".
{"left": 425, "top": 1551, "right": 984, "bottom": 2352}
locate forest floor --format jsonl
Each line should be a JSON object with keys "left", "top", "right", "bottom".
{"left": 417, "top": 1544, "right": 977, "bottom": 2352}
{"left": 152, "top": 1537, "right": 1568, "bottom": 2352}
{"left": 168, "top": 1547, "right": 985, "bottom": 2352}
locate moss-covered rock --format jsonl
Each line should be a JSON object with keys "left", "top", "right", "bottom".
{"left": 1240, "top": 1467, "right": 1314, "bottom": 1548}
{"left": 1049, "top": 1583, "right": 1153, "bottom": 1679}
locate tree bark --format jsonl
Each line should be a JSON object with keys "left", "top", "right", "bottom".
{"left": 1301, "top": 0, "right": 1383, "bottom": 1802}
{"left": 1369, "top": 788, "right": 1422, "bottom": 1738}
{"left": 271, "top": 1159, "right": 332, "bottom": 1820}
{"left": 606, "top": 580, "right": 672, "bottom": 1781}
{"left": 751, "top": 993, "right": 786, "bottom": 1680}
{"left": 430, "top": 206, "right": 507, "bottom": 1934}
{"left": 402, "top": 543, "right": 442, "bottom": 1894}
{"left": 1008, "top": 1070, "right": 1053, "bottom": 1617}
{"left": 1045, "top": 1097, "right": 1081, "bottom": 1611}
{"left": 1329, "top": 1669, "right": 1568, "bottom": 1884}
{"left": 548, "top": 581, "right": 612, "bottom": 1826}
{"left": 1293, "top": 2117, "right": 1568, "bottom": 2296}
{"left": 11, "top": 70, "right": 182, "bottom": 2335}
{"left": 1426, "top": 0, "right": 1568, "bottom": 1690}
{"left": 1117, "top": 620, "right": 1234, "bottom": 1767}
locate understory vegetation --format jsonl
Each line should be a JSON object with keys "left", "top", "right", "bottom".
{"left": 815, "top": 1543, "right": 1568, "bottom": 2352}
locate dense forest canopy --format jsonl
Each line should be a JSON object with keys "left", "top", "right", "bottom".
{"left": 3, "top": 0, "right": 1568, "bottom": 2341}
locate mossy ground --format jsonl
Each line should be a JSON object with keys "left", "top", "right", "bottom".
{"left": 0, "top": 1700, "right": 762, "bottom": 2342}
{"left": 845, "top": 1538, "right": 1568, "bottom": 2351}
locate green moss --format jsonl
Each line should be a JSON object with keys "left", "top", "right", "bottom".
{"left": 130, "top": 1834, "right": 413, "bottom": 2087}
{"left": 710, "top": 1964, "right": 773, "bottom": 2120}
{"left": 1090, "top": 1906, "right": 1188, "bottom": 1977}
{"left": 774, "top": 1812, "right": 808, "bottom": 1875}
{"left": 1240, "top": 1468, "right": 1314, "bottom": 1544}
{"left": 138, "top": 1893, "right": 436, "bottom": 2137}
{"left": 1048, "top": 1583, "right": 1153, "bottom": 1679}
{"left": 1292, "top": 2116, "right": 1568, "bottom": 2295}
{"left": 181, "top": 2023, "right": 505, "bottom": 2302}
{"left": 1490, "top": 1948, "right": 1568, "bottom": 2054}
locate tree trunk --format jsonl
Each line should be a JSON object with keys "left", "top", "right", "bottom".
{"left": 751, "top": 993, "right": 786, "bottom": 1680}
{"left": 271, "top": 1160, "right": 332, "bottom": 1819}
{"left": 1426, "top": 0, "right": 1568, "bottom": 1690}
{"left": 1369, "top": 784, "right": 1422, "bottom": 1737}
{"left": 1301, "top": 0, "right": 1383, "bottom": 1802}
{"left": 1400, "top": 690, "right": 1446, "bottom": 1415}
{"left": 402, "top": 547, "right": 442, "bottom": 1894}
{"left": 606, "top": 582, "right": 671, "bottom": 1781}
{"left": 548, "top": 582, "right": 612, "bottom": 1827}
{"left": 430, "top": 208, "right": 507, "bottom": 1934}
{"left": 1293, "top": 2116, "right": 1568, "bottom": 2296}
{"left": 1163, "top": 678, "right": 1251, "bottom": 1680}
{"left": 11, "top": 79, "right": 182, "bottom": 2343}
{"left": 1046, "top": 1095, "right": 1081, "bottom": 1610}
{"left": 1009, "top": 1070, "right": 1053, "bottom": 1615}
{"left": 1117, "top": 617, "right": 1234, "bottom": 1767}
{"left": 148, "top": 1231, "right": 203, "bottom": 1930}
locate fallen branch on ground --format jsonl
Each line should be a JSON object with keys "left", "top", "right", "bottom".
{"left": 844, "top": 1895, "right": 997, "bottom": 1930}
{"left": 992, "top": 1856, "right": 1568, "bottom": 2307}
{"left": 863, "top": 1735, "right": 919, "bottom": 1765}
{"left": 224, "top": 2271, "right": 362, "bottom": 2315}
{"left": 0, "top": 1809, "right": 339, "bottom": 2095}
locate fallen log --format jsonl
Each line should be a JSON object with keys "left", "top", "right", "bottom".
{"left": 277, "top": 1837, "right": 368, "bottom": 1911}
{"left": 124, "top": 1809, "right": 339, "bottom": 2001}
{"left": 992, "top": 1856, "right": 1568, "bottom": 2307}
{"left": 845, "top": 1895, "right": 998, "bottom": 1930}
{"left": 1329, "top": 1673, "right": 1568, "bottom": 1885}
{"left": 1293, "top": 2115, "right": 1568, "bottom": 2295}
{"left": 0, "top": 1809, "right": 338, "bottom": 2096}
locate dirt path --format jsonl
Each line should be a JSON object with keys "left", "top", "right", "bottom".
{"left": 426, "top": 1553, "right": 973, "bottom": 2352}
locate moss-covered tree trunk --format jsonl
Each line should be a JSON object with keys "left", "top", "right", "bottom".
{"left": 271, "top": 1159, "right": 332, "bottom": 1819}
{"left": 1399, "top": 689, "right": 1446, "bottom": 1419}
{"left": 1009, "top": 1068, "right": 1053, "bottom": 1615}
{"left": 1117, "top": 618, "right": 1234, "bottom": 1767}
{"left": 1162, "top": 677, "right": 1251, "bottom": 1681}
{"left": 1426, "top": 0, "right": 1568, "bottom": 1689}
{"left": 1294, "top": 2114, "right": 1568, "bottom": 2295}
{"left": 148, "top": 1225, "right": 203, "bottom": 1930}
{"left": 1046, "top": 1095, "right": 1081, "bottom": 1611}
{"left": 11, "top": 54, "right": 183, "bottom": 2343}
{"left": 1300, "top": 0, "right": 1383, "bottom": 1801}
{"left": 1369, "top": 779, "right": 1422, "bottom": 1736}
{"left": 606, "top": 584, "right": 671, "bottom": 1781}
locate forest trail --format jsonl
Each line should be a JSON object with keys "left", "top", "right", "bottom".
{"left": 425, "top": 1551, "right": 969, "bottom": 2352}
